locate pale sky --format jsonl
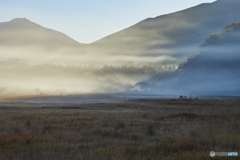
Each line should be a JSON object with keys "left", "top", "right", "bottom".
{"left": 0, "top": 0, "right": 216, "bottom": 44}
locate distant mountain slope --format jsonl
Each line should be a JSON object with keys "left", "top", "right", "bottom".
{"left": 203, "top": 22, "right": 240, "bottom": 46}
{"left": 179, "top": 22, "right": 240, "bottom": 74}
{"left": 0, "top": 18, "right": 91, "bottom": 64}
{"left": 0, "top": 18, "right": 81, "bottom": 47}
{"left": 89, "top": 0, "right": 240, "bottom": 65}
{"left": 1, "top": 0, "right": 240, "bottom": 66}
{"left": 163, "top": 22, "right": 240, "bottom": 96}
{"left": 0, "top": 18, "right": 85, "bottom": 63}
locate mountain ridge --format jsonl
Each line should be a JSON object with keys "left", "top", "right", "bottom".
{"left": 0, "top": 18, "right": 82, "bottom": 47}
{"left": 1, "top": 0, "right": 240, "bottom": 66}
{"left": 169, "top": 21, "right": 240, "bottom": 95}
{"left": 87, "top": 0, "right": 240, "bottom": 65}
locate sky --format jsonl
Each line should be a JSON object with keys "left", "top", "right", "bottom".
{"left": 0, "top": 0, "right": 216, "bottom": 44}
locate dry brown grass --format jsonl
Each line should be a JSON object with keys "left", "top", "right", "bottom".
{"left": 0, "top": 98, "right": 239, "bottom": 159}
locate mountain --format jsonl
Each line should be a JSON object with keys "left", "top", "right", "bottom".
{"left": 146, "top": 22, "right": 240, "bottom": 96}
{"left": 177, "top": 22, "right": 240, "bottom": 95}
{"left": 0, "top": 18, "right": 81, "bottom": 47}
{"left": 88, "top": 0, "right": 240, "bottom": 66}
{"left": 0, "top": 18, "right": 84, "bottom": 63}
{"left": 1, "top": 0, "right": 240, "bottom": 97}
{"left": 1, "top": 0, "right": 240, "bottom": 66}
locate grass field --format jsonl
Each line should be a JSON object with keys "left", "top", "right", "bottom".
{"left": 0, "top": 98, "right": 239, "bottom": 160}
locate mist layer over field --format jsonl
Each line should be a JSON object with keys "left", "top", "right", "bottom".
{"left": 142, "top": 23, "right": 240, "bottom": 97}
{"left": 1, "top": 0, "right": 240, "bottom": 98}
{"left": 0, "top": 63, "right": 176, "bottom": 97}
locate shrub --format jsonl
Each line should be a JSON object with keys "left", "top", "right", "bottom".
{"left": 147, "top": 123, "right": 155, "bottom": 136}
{"left": 131, "top": 132, "right": 138, "bottom": 141}
{"left": 116, "top": 121, "right": 125, "bottom": 129}
{"left": 26, "top": 120, "right": 31, "bottom": 127}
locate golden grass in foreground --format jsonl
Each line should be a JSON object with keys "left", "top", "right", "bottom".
{"left": 0, "top": 99, "right": 239, "bottom": 159}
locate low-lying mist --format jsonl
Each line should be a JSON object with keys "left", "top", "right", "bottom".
{"left": 1, "top": 1, "right": 240, "bottom": 98}
{"left": 139, "top": 45, "right": 240, "bottom": 97}
{"left": 131, "top": 22, "right": 240, "bottom": 97}
{"left": 0, "top": 63, "right": 176, "bottom": 98}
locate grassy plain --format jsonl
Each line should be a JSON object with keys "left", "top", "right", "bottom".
{"left": 0, "top": 98, "right": 239, "bottom": 160}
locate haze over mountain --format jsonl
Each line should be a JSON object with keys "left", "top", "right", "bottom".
{"left": 1, "top": 0, "right": 240, "bottom": 66}
{"left": 87, "top": 0, "right": 240, "bottom": 65}
{"left": 0, "top": 18, "right": 84, "bottom": 64}
{"left": 0, "top": 18, "right": 81, "bottom": 47}
{"left": 140, "top": 22, "right": 240, "bottom": 96}
{"left": 1, "top": 0, "right": 240, "bottom": 97}
{"left": 177, "top": 22, "right": 240, "bottom": 96}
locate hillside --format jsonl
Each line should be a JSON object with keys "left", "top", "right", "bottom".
{"left": 1, "top": 0, "right": 240, "bottom": 96}
{"left": 203, "top": 22, "right": 240, "bottom": 46}
{"left": 165, "top": 22, "right": 240, "bottom": 96}
{"left": 0, "top": 18, "right": 84, "bottom": 64}
{"left": 88, "top": 0, "right": 240, "bottom": 66}
{"left": 1, "top": 0, "right": 240, "bottom": 66}
{"left": 179, "top": 22, "right": 240, "bottom": 74}
{"left": 0, "top": 18, "right": 81, "bottom": 47}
